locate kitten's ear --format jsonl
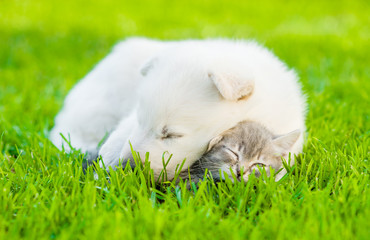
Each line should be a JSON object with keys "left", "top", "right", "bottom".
{"left": 140, "top": 58, "right": 158, "bottom": 76}
{"left": 208, "top": 72, "right": 254, "bottom": 101}
{"left": 206, "top": 135, "right": 223, "bottom": 152}
{"left": 272, "top": 129, "right": 301, "bottom": 151}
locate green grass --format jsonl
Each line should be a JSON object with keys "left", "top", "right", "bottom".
{"left": 1, "top": 0, "right": 369, "bottom": 239}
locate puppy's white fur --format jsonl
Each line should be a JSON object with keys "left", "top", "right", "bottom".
{"left": 50, "top": 38, "right": 167, "bottom": 155}
{"left": 50, "top": 38, "right": 306, "bottom": 180}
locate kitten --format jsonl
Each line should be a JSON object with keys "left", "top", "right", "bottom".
{"left": 180, "top": 120, "right": 301, "bottom": 182}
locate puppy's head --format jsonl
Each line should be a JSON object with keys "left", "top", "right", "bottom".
{"left": 120, "top": 42, "right": 256, "bottom": 179}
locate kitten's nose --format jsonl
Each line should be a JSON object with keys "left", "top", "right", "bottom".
{"left": 238, "top": 165, "right": 250, "bottom": 180}
{"left": 236, "top": 165, "right": 242, "bottom": 178}
{"left": 240, "top": 163, "right": 250, "bottom": 174}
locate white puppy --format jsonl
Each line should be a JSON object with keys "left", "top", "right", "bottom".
{"left": 50, "top": 38, "right": 306, "bottom": 180}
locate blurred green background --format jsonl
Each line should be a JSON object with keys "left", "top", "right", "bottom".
{"left": 0, "top": 0, "right": 369, "bottom": 239}
{"left": 1, "top": 0, "right": 368, "bottom": 134}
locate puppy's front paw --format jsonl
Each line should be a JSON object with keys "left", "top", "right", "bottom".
{"left": 98, "top": 142, "right": 122, "bottom": 170}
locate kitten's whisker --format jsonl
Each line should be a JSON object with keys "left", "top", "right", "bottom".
{"left": 198, "top": 162, "right": 223, "bottom": 171}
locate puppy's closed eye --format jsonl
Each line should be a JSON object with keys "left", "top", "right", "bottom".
{"left": 160, "top": 126, "right": 183, "bottom": 140}
{"left": 161, "top": 133, "right": 183, "bottom": 140}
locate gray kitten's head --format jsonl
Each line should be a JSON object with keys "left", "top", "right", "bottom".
{"left": 185, "top": 120, "right": 300, "bottom": 182}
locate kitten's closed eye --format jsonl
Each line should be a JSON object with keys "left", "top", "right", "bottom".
{"left": 251, "top": 163, "right": 266, "bottom": 168}
{"left": 225, "top": 147, "right": 239, "bottom": 160}
{"left": 250, "top": 163, "right": 267, "bottom": 177}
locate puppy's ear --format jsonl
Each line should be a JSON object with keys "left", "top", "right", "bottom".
{"left": 272, "top": 129, "right": 301, "bottom": 152}
{"left": 208, "top": 72, "right": 254, "bottom": 101}
{"left": 206, "top": 135, "right": 223, "bottom": 152}
{"left": 140, "top": 58, "right": 158, "bottom": 76}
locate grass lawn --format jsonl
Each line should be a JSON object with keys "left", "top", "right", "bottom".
{"left": 0, "top": 0, "right": 369, "bottom": 239}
